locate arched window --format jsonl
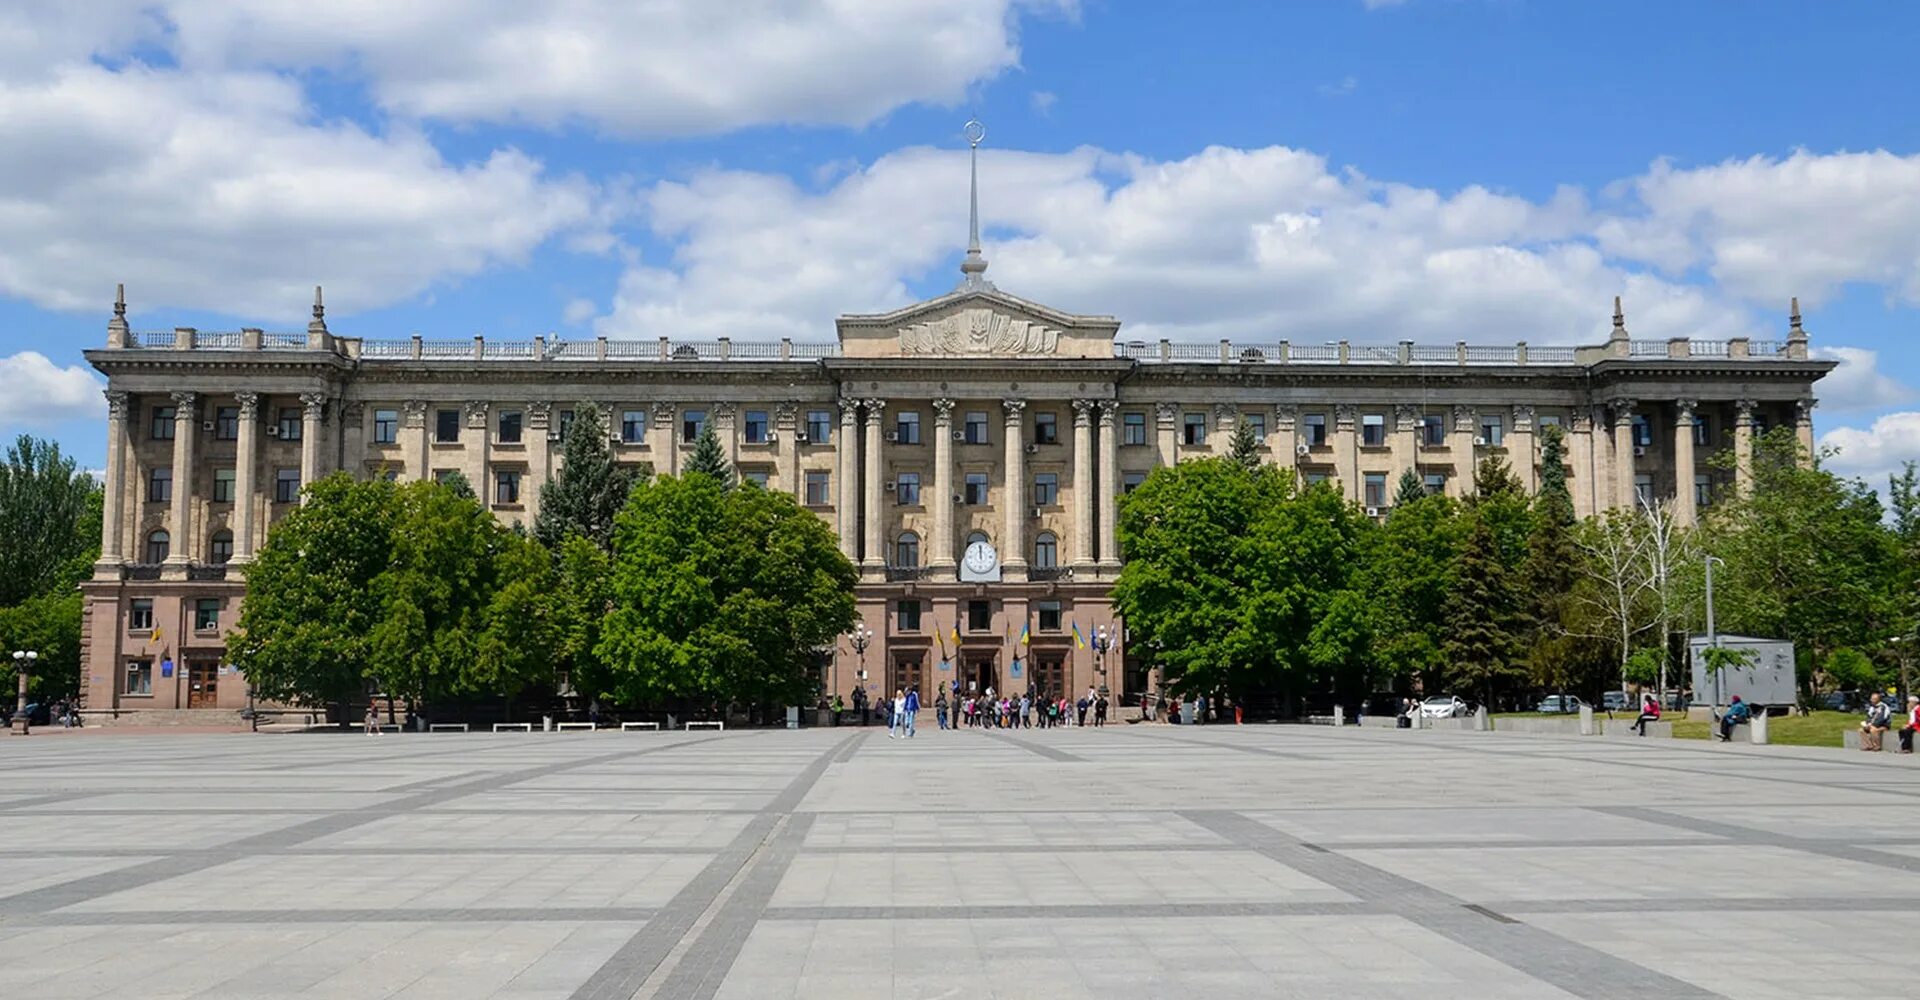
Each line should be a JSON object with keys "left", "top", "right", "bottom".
{"left": 894, "top": 531, "right": 920, "bottom": 568}
{"left": 145, "top": 529, "right": 170, "bottom": 564}
{"left": 1034, "top": 531, "right": 1058, "bottom": 569}
{"left": 967, "top": 530, "right": 989, "bottom": 549}
{"left": 209, "top": 530, "right": 233, "bottom": 564}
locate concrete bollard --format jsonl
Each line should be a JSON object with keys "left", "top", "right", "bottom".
{"left": 1333, "top": 705, "right": 1346, "bottom": 727}
{"left": 1579, "top": 705, "right": 1595, "bottom": 736}
{"left": 1750, "top": 711, "right": 1770, "bottom": 745}
{"left": 1473, "top": 706, "right": 1489, "bottom": 731}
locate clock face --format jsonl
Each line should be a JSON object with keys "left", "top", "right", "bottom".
{"left": 963, "top": 540, "right": 998, "bottom": 573}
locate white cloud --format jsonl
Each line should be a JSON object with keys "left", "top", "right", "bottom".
{"left": 1030, "top": 90, "right": 1058, "bottom": 116}
{"left": 0, "top": 63, "right": 597, "bottom": 318}
{"left": 1812, "top": 347, "right": 1915, "bottom": 414}
{"left": 152, "top": 0, "right": 1072, "bottom": 136}
{"left": 1819, "top": 411, "right": 1920, "bottom": 491}
{"left": 562, "top": 297, "right": 598, "bottom": 326}
{"left": 0, "top": 351, "right": 105, "bottom": 426}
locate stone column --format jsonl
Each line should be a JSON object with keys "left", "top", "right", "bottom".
{"left": 1270, "top": 405, "right": 1298, "bottom": 480}
{"left": 1451, "top": 404, "right": 1476, "bottom": 497}
{"left": 1154, "top": 402, "right": 1178, "bottom": 468}
{"left": 1071, "top": 399, "right": 1096, "bottom": 572}
{"left": 1794, "top": 397, "right": 1817, "bottom": 468}
{"left": 164, "top": 391, "right": 196, "bottom": 570}
{"left": 651, "top": 402, "right": 676, "bottom": 476}
{"left": 1511, "top": 405, "right": 1537, "bottom": 495}
{"left": 713, "top": 402, "right": 739, "bottom": 468}
{"left": 1002, "top": 399, "right": 1029, "bottom": 578}
{"left": 403, "top": 400, "right": 429, "bottom": 481}
{"left": 1672, "top": 399, "right": 1698, "bottom": 526}
{"left": 340, "top": 402, "right": 366, "bottom": 480}
{"left": 298, "top": 392, "right": 327, "bottom": 498}
{"left": 930, "top": 398, "right": 956, "bottom": 573}
{"left": 462, "top": 401, "right": 491, "bottom": 503}
{"left": 837, "top": 399, "right": 859, "bottom": 561}
{"left": 861, "top": 399, "right": 886, "bottom": 573}
{"left": 98, "top": 390, "right": 129, "bottom": 566}
{"left": 1569, "top": 410, "right": 1597, "bottom": 520}
{"left": 1333, "top": 404, "right": 1359, "bottom": 502}
{"left": 526, "top": 402, "right": 552, "bottom": 525}
{"left": 1734, "top": 399, "right": 1756, "bottom": 494}
{"left": 233, "top": 392, "right": 259, "bottom": 562}
{"left": 1096, "top": 401, "right": 1121, "bottom": 574}
{"left": 1392, "top": 404, "right": 1418, "bottom": 495}
{"left": 775, "top": 402, "right": 800, "bottom": 502}
{"left": 1212, "top": 403, "right": 1236, "bottom": 457}
{"left": 1611, "top": 397, "right": 1637, "bottom": 510}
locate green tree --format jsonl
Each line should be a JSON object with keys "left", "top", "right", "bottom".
{"left": 683, "top": 426, "right": 734, "bottom": 489}
{"left": 1438, "top": 457, "right": 1534, "bottom": 704}
{"left": 596, "top": 472, "right": 856, "bottom": 708}
{"left": 0, "top": 590, "right": 84, "bottom": 701}
{"left": 535, "top": 403, "right": 637, "bottom": 551}
{"left": 1364, "top": 489, "right": 1465, "bottom": 687}
{"left": 437, "top": 470, "right": 476, "bottom": 501}
{"left": 1889, "top": 463, "right": 1920, "bottom": 691}
{"left": 1226, "top": 419, "right": 1263, "bottom": 473}
{"left": 0, "top": 435, "right": 102, "bottom": 606}
{"left": 229, "top": 474, "right": 398, "bottom": 721}
{"left": 1523, "top": 424, "right": 1588, "bottom": 693}
{"left": 1392, "top": 468, "right": 1427, "bottom": 508}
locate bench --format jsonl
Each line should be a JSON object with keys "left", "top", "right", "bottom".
{"left": 1601, "top": 719, "right": 1673, "bottom": 738}
{"left": 555, "top": 722, "right": 595, "bottom": 732}
{"left": 427, "top": 723, "right": 468, "bottom": 732}
{"left": 492, "top": 722, "right": 534, "bottom": 732}
{"left": 620, "top": 722, "right": 661, "bottom": 731}
{"left": 1842, "top": 728, "right": 1915, "bottom": 752}
{"left": 685, "top": 721, "right": 725, "bottom": 731}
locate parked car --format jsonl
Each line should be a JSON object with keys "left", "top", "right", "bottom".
{"left": 1420, "top": 695, "right": 1469, "bottom": 719}
{"left": 1601, "top": 690, "right": 1631, "bottom": 712}
{"left": 1534, "top": 695, "right": 1587, "bottom": 714}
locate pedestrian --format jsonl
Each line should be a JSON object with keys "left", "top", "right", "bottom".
{"left": 905, "top": 686, "right": 920, "bottom": 738}
{"left": 1900, "top": 695, "right": 1920, "bottom": 754}
{"left": 1716, "top": 696, "right": 1751, "bottom": 742}
{"left": 1861, "top": 692, "right": 1892, "bottom": 751}
{"left": 588, "top": 699, "right": 601, "bottom": 730}
{"left": 1095, "top": 692, "right": 1108, "bottom": 727}
{"left": 363, "top": 701, "right": 380, "bottom": 737}
{"left": 1630, "top": 692, "right": 1661, "bottom": 737}
{"left": 936, "top": 689, "right": 949, "bottom": 730}
{"left": 852, "top": 685, "right": 868, "bottom": 726}
{"left": 1196, "top": 693, "right": 1209, "bottom": 725}
{"left": 831, "top": 693, "right": 844, "bottom": 726}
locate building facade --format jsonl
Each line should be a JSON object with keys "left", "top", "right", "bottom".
{"left": 79, "top": 268, "right": 1830, "bottom": 717}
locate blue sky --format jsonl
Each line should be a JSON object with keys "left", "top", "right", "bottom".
{"left": 2, "top": 0, "right": 1916, "bottom": 482}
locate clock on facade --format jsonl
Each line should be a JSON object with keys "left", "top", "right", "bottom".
{"left": 960, "top": 539, "right": 1001, "bottom": 582}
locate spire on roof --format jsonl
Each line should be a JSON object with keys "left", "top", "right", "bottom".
{"left": 107, "top": 282, "right": 129, "bottom": 346}
{"left": 309, "top": 285, "right": 327, "bottom": 335}
{"left": 1789, "top": 296, "right": 1804, "bottom": 337}
{"left": 1609, "top": 295, "right": 1628, "bottom": 341}
{"left": 957, "top": 119, "right": 994, "bottom": 293}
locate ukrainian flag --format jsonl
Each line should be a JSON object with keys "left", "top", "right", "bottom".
{"left": 1071, "top": 621, "right": 1087, "bottom": 649}
{"left": 950, "top": 621, "right": 960, "bottom": 647}
{"left": 1018, "top": 621, "right": 1031, "bottom": 646}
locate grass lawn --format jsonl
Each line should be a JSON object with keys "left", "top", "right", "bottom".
{"left": 1671, "top": 709, "right": 1862, "bottom": 747}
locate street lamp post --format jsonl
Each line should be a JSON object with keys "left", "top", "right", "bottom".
{"left": 1092, "top": 625, "right": 1112, "bottom": 701}
{"left": 1704, "top": 554, "right": 1725, "bottom": 707}
{"left": 10, "top": 650, "right": 37, "bottom": 735}
{"left": 849, "top": 624, "right": 872, "bottom": 702}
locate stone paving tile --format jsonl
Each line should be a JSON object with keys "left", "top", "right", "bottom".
{"left": 0, "top": 855, "right": 163, "bottom": 900}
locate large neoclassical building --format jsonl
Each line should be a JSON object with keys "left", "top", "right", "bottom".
{"left": 79, "top": 198, "right": 1831, "bottom": 717}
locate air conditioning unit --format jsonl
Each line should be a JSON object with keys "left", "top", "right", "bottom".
{"left": 1295, "top": 442, "right": 1311, "bottom": 457}
{"left": 610, "top": 433, "right": 623, "bottom": 444}
{"left": 1366, "top": 506, "right": 1380, "bottom": 517}
{"left": 883, "top": 480, "right": 896, "bottom": 491}
{"left": 953, "top": 492, "right": 965, "bottom": 505}
{"left": 547, "top": 429, "right": 562, "bottom": 441}
{"left": 201, "top": 420, "right": 215, "bottom": 432}
{"left": 795, "top": 430, "right": 809, "bottom": 443}
{"left": 1025, "top": 444, "right": 1039, "bottom": 455}
{"left": 265, "top": 426, "right": 280, "bottom": 438}
{"left": 766, "top": 432, "right": 778, "bottom": 444}
{"left": 1633, "top": 446, "right": 1647, "bottom": 457}
{"left": 951, "top": 430, "right": 965, "bottom": 442}
{"left": 886, "top": 431, "right": 899, "bottom": 443}
{"left": 1030, "top": 507, "right": 1043, "bottom": 519}
{"left": 1474, "top": 436, "right": 1487, "bottom": 446}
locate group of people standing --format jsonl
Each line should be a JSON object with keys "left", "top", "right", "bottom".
{"left": 934, "top": 684, "right": 1111, "bottom": 729}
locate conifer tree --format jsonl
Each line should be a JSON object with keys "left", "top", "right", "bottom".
{"left": 535, "top": 403, "right": 635, "bottom": 551}
{"left": 1521, "top": 423, "right": 1588, "bottom": 693}
{"left": 684, "top": 425, "right": 735, "bottom": 490}
{"left": 1227, "top": 419, "right": 1263, "bottom": 473}
{"left": 1393, "top": 468, "right": 1427, "bottom": 509}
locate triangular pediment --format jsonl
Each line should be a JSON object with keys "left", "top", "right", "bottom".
{"left": 836, "top": 288, "right": 1120, "bottom": 360}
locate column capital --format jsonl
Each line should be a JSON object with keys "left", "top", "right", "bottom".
{"left": 1333, "top": 403, "right": 1357, "bottom": 428}
{"left": 931, "top": 397, "right": 956, "bottom": 421}
{"left": 773, "top": 401, "right": 798, "bottom": 425}
{"left": 1571, "top": 410, "right": 1595, "bottom": 433}
{"left": 1096, "top": 399, "right": 1118, "bottom": 425}
{"left": 1674, "top": 398, "right": 1697, "bottom": 422}
{"left": 1512, "top": 404, "right": 1536, "bottom": 431}
{"left": 104, "top": 389, "right": 130, "bottom": 419}
{"left": 462, "top": 399, "right": 489, "bottom": 428}
{"left": 1072, "top": 398, "right": 1096, "bottom": 425}
{"left": 711, "top": 401, "right": 737, "bottom": 420}
{"left": 235, "top": 391, "right": 261, "bottom": 419}
{"left": 1154, "top": 401, "right": 1179, "bottom": 425}
{"left": 170, "top": 390, "right": 198, "bottom": 409}
{"left": 1608, "top": 397, "right": 1636, "bottom": 423}
{"left": 1273, "top": 403, "right": 1298, "bottom": 430}
{"left": 1213, "top": 402, "right": 1238, "bottom": 427}
{"left": 1794, "top": 397, "right": 1817, "bottom": 425}
{"left": 299, "top": 391, "right": 328, "bottom": 415}
{"left": 1001, "top": 398, "right": 1026, "bottom": 421}
{"left": 1394, "top": 403, "right": 1420, "bottom": 430}
{"left": 1734, "top": 398, "right": 1756, "bottom": 421}
{"left": 402, "top": 399, "right": 427, "bottom": 426}
{"left": 862, "top": 398, "right": 887, "bottom": 423}
{"left": 651, "top": 400, "right": 677, "bottom": 424}
{"left": 526, "top": 401, "right": 552, "bottom": 428}
{"left": 1451, "top": 403, "right": 1475, "bottom": 431}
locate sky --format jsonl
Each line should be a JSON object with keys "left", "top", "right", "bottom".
{"left": 2, "top": 0, "right": 1917, "bottom": 489}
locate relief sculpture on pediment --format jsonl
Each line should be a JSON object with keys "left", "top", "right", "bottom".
{"left": 897, "top": 308, "right": 1059, "bottom": 355}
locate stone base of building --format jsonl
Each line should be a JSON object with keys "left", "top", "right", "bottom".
{"left": 81, "top": 708, "right": 253, "bottom": 728}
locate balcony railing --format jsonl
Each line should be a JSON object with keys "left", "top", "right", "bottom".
{"left": 885, "top": 565, "right": 930, "bottom": 582}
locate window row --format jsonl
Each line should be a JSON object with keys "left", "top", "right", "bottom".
{"left": 138, "top": 529, "right": 236, "bottom": 565}
{"left": 145, "top": 468, "right": 303, "bottom": 504}
{"left": 890, "top": 531, "right": 1062, "bottom": 570}
{"left": 124, "top": 596, "right": 223, "bottom": 636}
{"left": 382, "top": 408, "right": 848, "bottom": 447}
{"left": 893, "top": 598, "right": 1070, "bottom": 633}
{"left": 145, "top": 404, "right": 306, "bottom": 442}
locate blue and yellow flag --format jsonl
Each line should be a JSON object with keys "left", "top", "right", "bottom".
{"left": 951, "top": 621, "right": 961, "bottom": 646}
{"left": 1018, "top": 621, "right": 1031, "bottom": 646}
{"left": 1071, "top": 621, "right": 1087, "bottom": 649}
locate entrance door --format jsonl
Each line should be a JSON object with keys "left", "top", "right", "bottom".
{"left": 187, "top": 661, "right": 219, "bottom": 708}
{"left": 969, "top": 656, "right": 997, "bottom": 696}
{"left": 891, "top": 653, "right": 926, "bottom": 699}
{"left": 1033, "top": 656, "right": 1066, "bottom": 701}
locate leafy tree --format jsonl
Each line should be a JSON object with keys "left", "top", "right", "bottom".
{"left": 549, "top": 534, "right": 614, "bottom": 697}
{"left": 229, "top": 474, "right": 398, "bottom": 721}
{"left": 596, "top": 472, "right": 856, "bottom": 708}
{"left": 1523, "top": 424, "right": 1589, "bottom": 694}
{"left": 1821, "top": 647, "right": 1881, "bottom": 693}
{"left": 683, "top": 426, "right": 734, "bottom": 489}
{"left": 1890, "top": 463, "right": 1920, "bottom": 691}
{"left": 1226, "top": 419, "right": 1263, "bottom": 473}
{"left": 1393, "top": 468, "right": 1427, "bottom": 508}
{"left": 0, "top": 436, "right": 101, "bottom": 606}
{"left": 535, "top": 402, "right": 636, "bottom": 551}
{"left": 1364, "top": 489, "right": 1465, "bottom": 687}
{"left": 0, "top": 590, "right": 83, "bottom": 701}
{"left": 1438, "top": 457, "right": 1534, "bottom": 704}
{"left": 437, "top": 469, "right": 476, "bottom": 501}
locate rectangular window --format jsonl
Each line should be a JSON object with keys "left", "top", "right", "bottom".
{"left": 125, "top": 659, "right": 152, "bottom": 695}
{"left": 1753, "top": 413, "right": 1771, "bottom": 434}
{"left": 373, "top": 409, "right": 398, "bottom": 444}
{"left": 151, "top": 405, "right": 176, "bottom": 441}
{"left": 497, "top": 410, "right": 522, "bottom": 444}
{"left": 682, "top": 409, "right": 706, "bottom": 443}
{"left": 215, "top": 406, "right": 239, "bottom": 441}
{"left": 963, "top": 472, "right": 989, "bottom": 505}
{"left": 742, "top": 469, "right": 769, "bottom": 488}
{"left": 1538, "top": 414, "right": 1562, "bottom": 430}
{"left": 1033, "top": 532, "right": 1058, "bottom": 569}
{"left": 897, "top": 599, "right": 922, "bottom": 632}
{"left": 435, "top": 409, "right": 460, "bottom": 443}
{"left": 1122, "top": 412, "right": 1146, "bottom": 446}
{"left": 558, "top": 409, "right": 576, "bottom": 440}
{"left": 1363, "top": 473, "right": 1387, "bottom": 508}
{"left": 622, "top": 410, "right": 646, "bottom": 444}
{"left": 213, "top": 468, "right": 235, "bottom": 503}
{"left": 128, "top": 599, "right": 154, "bottom": 631}
{"left": 277, "top": 407, "right": 302, "bottom": 441}
{"left": 1632, "top": 414, "right": 1652, "bottom": 448}
{"left": 274, "top": 468, "right": 300, "bottom": 504}
{"left": 1695, "top": 474, "right": 1713, "bottom": 507}
{"left": 1245, "top": 413, "right": 1267, "bottom": 444}
{"left": 805, "top": 471, "right": 831, "bottom": 505}
{"left": 1480, "top": 415, "right": 1505, "bottom": 447}
{"left": 964, "top": 411, "right": 989, "bottom": 445}
{"left": 1037, "top": 601, "right": 1062, "bottom": 633}
{"left": 806, "top": 410, "right": 832, "bottom": 443}
{"left": 1033, "top": 472, "right": 1059, "bottom": 506}
{"left": 744, "top": 410, "right": 768, "bottom": 444}
{"left": 494, "top": 469, "right": 521, "bottom": 505}
{"left": 1693, "top": 416, "right": 1712, "bottom": 447}
{"left": 894, "top": 411, "right": 920, "bottom": 445}
{"left": 1182, "top": 412, "right": 1206, "bottom": 446}
{"left": 145, "top": 531, "right": 170, "bottom": 563}
{"left": 194, "top": 598, "right": 220, "bottom": 632}
{"left": 1634, "top": 473, "right": 1653, "bottom": 505}
{"left": 1424, "top": 473, "right": 1446, "bottom": 495}
{"left": 968, "top": 599, "right": 992, "bottom": 631}
{"left": 148, "top": 467, "right": 172, "bottom": 503}
{"left": 1361, "top": 413, "right": 1386, "bottom": 447}
{"left": 1419, "top": 415, "right": 1445, "bottom": 447}
{"left": 895, "top": 472, "right": 921, "bottom": 505}
{"left": 1304, "top": 413, "right": 1328, "bottom": 447}
{"left": 210, "top": 532, "right": 233, "bottom": 563}
{"left": 1034, "top": 412, "right": 1058, "bottom": 445}
{"left": 1305, "top": 471, "right": 1328, "bottom": 486}
{"left": 1122, "top": 471, "right": 1146, "bottom": 493}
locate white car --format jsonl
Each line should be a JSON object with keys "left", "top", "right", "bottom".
{"left": 1419, "top": 695, "right": 1469, "bottom": 719}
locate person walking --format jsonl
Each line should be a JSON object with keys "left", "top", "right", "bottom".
{"left": 363, "top": 701, "right": 381, "bottom": 737}
{"left": 887, "top": 689, "right": 906, "bottom": 739}
{"left": 905, "top": 686, "right": 920, "bottom": 738}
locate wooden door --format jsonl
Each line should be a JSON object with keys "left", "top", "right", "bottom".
{"left": 187, "top": 661, "right": 219, "bottom": 708}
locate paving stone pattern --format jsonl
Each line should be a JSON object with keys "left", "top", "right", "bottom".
{"left": 2, "top": 724, "right": 1917, "bottom": 998}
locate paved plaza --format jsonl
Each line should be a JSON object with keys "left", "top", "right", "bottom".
{"left": 2, "top": 723, "right": 1919, "bottom": 998}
